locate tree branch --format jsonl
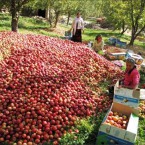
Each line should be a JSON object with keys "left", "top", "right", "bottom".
{"left": 130, "top": 0, "right": 135, "bottom": 28}
{"left": 134, "top": 0, "right": 145, "bottom": 32}
{"left": 17, "top": 0, "right": 30, "bottom": 11}
{"left": 135, "top": 25, "right": 145, "bottom": 38}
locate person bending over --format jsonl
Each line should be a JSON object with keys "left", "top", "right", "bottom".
{"left": 92, "top": 34, "right": 104, "bottom": 52}
{"left": 120, "top": 58, "right": 140, "bottom": 89}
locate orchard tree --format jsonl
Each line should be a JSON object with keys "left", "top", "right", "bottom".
{"left": 11, "top": 0, "right": 33, "bottom": 32}
{"left": 102, "top": 0, "right": 145, "bottom": 45}
{"left": 102, "top": 0, "right": 128, "bottom": 34}
{"left": 30, "top": 0, "right": 67, "bottom": 28}
{"left": 128, "top": 0, "right": 145, "bottom": 45}
{"left": 75, "top": 0, "right": 104, "bottom": 19}
{"left": 0, "top": 0, "right": 33, "bottom": 32}
{"left": 52, "top": 0, "right": 67, "bottom": 28}
{"left": 64, "top": 0, "right": 104, "bottom": 25}
{"left": 64, "top": 0, "right": 78, "bottom": 25}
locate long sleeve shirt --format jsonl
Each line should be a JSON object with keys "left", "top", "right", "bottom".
{"left": 123, "top": 68, "right": 140, "bottom": 89}
{"left": 92, "top": 40, "right": 104, "bottom": 52}
{"left": 72, "top": 17, "right": 84, "bottom": 35}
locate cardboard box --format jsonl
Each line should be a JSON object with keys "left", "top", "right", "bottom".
{"left": 113, "top": 81, "right": 145, "bottom": 108}
{"left": 96, "top": 102, "right": 139, "bottom": 145}
{"left": 106, "top": 52, "right": 126, "bottom": 60}
{"left": 105, "top": 47, "right": 127, "bottom": 60}
{"left": 126, "top": 53, "right": 143, "bottom": 65}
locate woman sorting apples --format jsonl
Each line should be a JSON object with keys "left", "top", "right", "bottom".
{"left": 92, "top": 34, "right": 104, "bottom": 53}
{"left": 70, "top": 12, "right": 84, "bottom": 42}
{"left": 120, "top": 58, "right": 140, "bottom": 89}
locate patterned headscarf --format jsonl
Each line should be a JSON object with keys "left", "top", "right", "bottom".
{"left": 126, "top": 58, "right": 135, "bottom": 65}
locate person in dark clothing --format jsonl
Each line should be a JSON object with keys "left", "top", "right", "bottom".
{"left": 69, "top": 12, "right": 84, "bottom": 42}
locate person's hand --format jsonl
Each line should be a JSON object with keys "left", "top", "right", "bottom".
{"left": 117, "top": 85, "right": 122, "bottom": 89}
{"left": 118, "top": 85, "right": 127, "bottom": 89}
{"left": 117, "top": 85, "right": 125, "bottom": 89}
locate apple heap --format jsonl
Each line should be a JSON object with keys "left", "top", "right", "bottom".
{"left": 138, "top": 100, "right": 145, "bottom": 118}
{"left": 0, "top": 31, "right": 123, "bottom": 144}
{"left": 105, "top": 111, "right": 129, "bottom": 129}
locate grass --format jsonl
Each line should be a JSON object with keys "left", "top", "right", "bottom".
{"left": 1, "top": 13, "right": 145, "bottom": 49}
{"left": 0, "top": 12, "right": 145, "bottom": 145}
{"left": 0, "top": 13, "right": 62, "bottom": 37}
{"left": 83, "top": 28, "right": 145, "bottom": 50}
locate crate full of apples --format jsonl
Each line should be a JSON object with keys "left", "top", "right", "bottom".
{"left": 96, "top": 102, "right": 139, "bottom": 145}
{"left": 113, "top": 81, "right": 143, "bottom": 108}
{"left": 105, "top": 111, "right": 129, "bottom": 130}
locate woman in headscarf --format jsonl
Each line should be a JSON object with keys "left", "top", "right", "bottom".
{"left": 92, "top": 34, "right": 104, "bottom": 52}
{"left": 108, "top": 58, "right": 140, "bottom": 95}
{"left": 120, "top": 58, "right": 140, "bottom": 89}
{"left": 70, "top": 12, "right": 84, "bottom": 42}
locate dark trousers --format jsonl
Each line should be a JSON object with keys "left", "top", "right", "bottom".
{"left": 72, "top": 29, "right": 82, "bottom": 42}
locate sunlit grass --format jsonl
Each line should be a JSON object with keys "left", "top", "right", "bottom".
{"left": 0, "top": 12, "right": 145, "bottom": 49}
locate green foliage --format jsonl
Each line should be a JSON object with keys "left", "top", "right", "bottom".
{"left": 0, "top": 13, "right": 11, "bottom": 30}
{"left": 102, "top": 0, "right": 129, "bottom": 30}
{"left": 139, "top": 70, "right": 145, "bottom": 87}
{"left": 102, "top": 0, "right": 145, "bottom": 45}
{"left": 99, "top": 80, "right": 110, "bottom": 94}
{"left": 135, "top": 118, "right": 145, "bottom": 145}
{"left": 0, "top": 0, "right": 10, "bottom": 9}
{"left": 60, "top": 118, "right": 94, "bottom": 145}
{"left": 60, "top": 113, "right": 106, "bottom": 145}
{"left": 121, "top": 65, "right": 126, "bottom": 71}
{"left": 0, "top": 13, "right": 61, "bottom": 37}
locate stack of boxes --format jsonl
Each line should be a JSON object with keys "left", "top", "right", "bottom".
{"left": 96, "top": 81, "right": 145, "bottom": 145}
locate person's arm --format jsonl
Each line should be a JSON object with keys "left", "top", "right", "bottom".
{"left": 101, "top": 40, "right": 104, "bottom": 51}
{"left": 80, "top": 18, "right": 84, "bottom": 30}
{"left": 69, "top": 19, "right": 75, "bottom": 31}
{"left": 129, "top": 73, "right": 140, "bottom": 89}
{"left": 92, "top": 41, "right": 97, "bottom": 50}
{"left": 121, "top": 71, "right": 140, "bottom": 89}
{"left": 121, "top": 85, "right": 135, "bottom": 89}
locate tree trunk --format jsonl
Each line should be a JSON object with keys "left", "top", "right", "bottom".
{"left": 11, "top": 13, "right": 19, "bottom": 32}
{"left": 120, "top": 28, "right": 128, "bottom": 35}
{"left": 129, "top": 27, "right": 136, "bottom": 45}
{"left": 45, "top": 8, "right": 49, "bottom": 19}
{"left": 67, "top": 12, "right": 71, "bottom": 25}
{"left": 48, "top": 9, "right": 52, "bottom": 27}
{"left": 129, "top": 35, "right": 135, "bottom": 45}
{"left": 120, "top": 20, "right": 128, "bottom": 35}
{"left": 54, "top": 11, "right": 59, "bottom": 28}
{"left": 11, "top": 0, "right": 19, "bottom": 32}
{"left": 129, "top": 26, "right": 145, "bottom": 45}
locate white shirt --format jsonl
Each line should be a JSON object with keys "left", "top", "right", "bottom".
{"left": 72, "top": 17, "right": 84, "bottom": 35}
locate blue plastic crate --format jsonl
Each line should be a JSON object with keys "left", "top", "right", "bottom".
{"left": 65, "top": 31, "right": 72, "bottom": 37}
{"left": 108, "top": 37, "right": 117, "bottom": 45}
{"left": 116, "top": 40, "right": 127, "bottom": 48}
{"left": 64, "top": 31, "right": 72, "bottom": 40}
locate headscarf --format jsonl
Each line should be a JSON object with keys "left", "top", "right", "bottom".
{"left": 126, "top": 58, "right": 136, "bottom": 74}
{"left": 126, "top": 58, "right": 135, "bottom": 65}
